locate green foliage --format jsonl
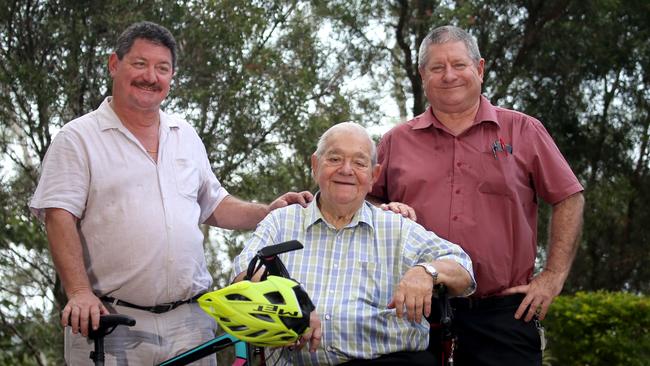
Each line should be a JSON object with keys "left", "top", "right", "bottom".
{"left": 545, "top": 291, "right": 650, "bottom": 366}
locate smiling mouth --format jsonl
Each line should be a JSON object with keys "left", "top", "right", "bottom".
{"left": 440, "top": 85, "right": 464, "bottom": 90}
{"left": 133, "top": 82, "right": 161, "bottom": 92}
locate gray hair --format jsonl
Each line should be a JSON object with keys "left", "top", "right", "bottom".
{"left": 115, "top": 21, "right": 177, "bottom": 70}
{"left": 418, "top": 25, "right": 481, "bottom": 69}
{"left": 315, "top": 122, "right": 377, "bottom": 165}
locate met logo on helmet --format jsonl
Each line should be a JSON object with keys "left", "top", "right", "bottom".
{"left": 256, "top": 304, "right": 299, "bottom": 317}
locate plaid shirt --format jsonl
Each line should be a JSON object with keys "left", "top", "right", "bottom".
{"left": 231, "top": 199, "right": 475, "bottom": 365}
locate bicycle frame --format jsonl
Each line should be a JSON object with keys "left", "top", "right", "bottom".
{"left": 157, "top": 333, "right": 251, "bottom": 366}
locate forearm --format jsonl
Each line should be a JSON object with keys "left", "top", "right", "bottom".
{"left": 44, "top": 208, "right": 93, "bottom": 297}
{"left": 544, "top": 192, "right": 585, "bottom": 283}
{"left": 432, "top": 259, "right": 474, "bottom": 296}
{"left": 206, "top": 195, "right": 269, "bottom": 230}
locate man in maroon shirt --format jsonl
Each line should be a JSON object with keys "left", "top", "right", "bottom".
{"left": 368, "top": 25, "right": 585, "bottom": 366}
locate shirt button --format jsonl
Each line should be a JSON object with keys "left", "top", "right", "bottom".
{"left": 324, "top": 314, "right": 331, "bottom": 320}
{"left": 455, "top": 189, "right": 460, "bottom": 194}
{"left": 452, "top": 216, "right": 458, "bottom": 221}
{"left": 456, "top": 162, "right": 462, "bottom": 167}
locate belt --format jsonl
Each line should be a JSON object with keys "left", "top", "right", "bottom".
{"left": 101, "top": 293, "right": 204, "bottom": 314}
{"left": 450, "top": 293, "right": 525, "bottom": 310}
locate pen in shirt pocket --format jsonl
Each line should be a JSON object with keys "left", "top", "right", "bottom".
{"left": 491, "top": 138, "right": 513, "bottom": 159}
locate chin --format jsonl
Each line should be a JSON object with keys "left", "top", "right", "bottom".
{"left": 334, "top": 195, "right": 363, "bottom": 206}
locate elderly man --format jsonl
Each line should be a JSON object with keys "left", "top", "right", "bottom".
{"left": 369, "top": 25, "right": 585, "bottom": 366}
{"left": 232, "top": 122, "right": 475, "bottom": 366}
{"left": 30, "top": 21, "right": 312, "bottom": 365}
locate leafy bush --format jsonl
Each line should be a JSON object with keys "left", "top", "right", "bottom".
{"left": 544, "top": 291, "right": 649, "bottom": 366}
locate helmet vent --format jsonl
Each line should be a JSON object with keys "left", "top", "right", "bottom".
{"left": 247, "top": 329, "right": 268, "bottom": 338}
{"left": 226, "top": 294, "right": 252, "bottom": 301}
{"left": 264, "top": 291, "right": 286, "bottom": 305}
{"left": 252, "top": 313, "right": 274, "bottom": 322}
{"left": 230, "top": 325, "right": 249, "bottom": 331}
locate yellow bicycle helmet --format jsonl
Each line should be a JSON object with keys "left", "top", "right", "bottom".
{"left": 198, "top": 275, "right": 314, "bottom": 347}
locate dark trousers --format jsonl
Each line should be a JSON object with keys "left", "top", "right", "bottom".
{"left": 338, "top": 350, "right": 438, "bottom": 366}
{"left": 427, "top": 294, "right": 542, "bottom": 366}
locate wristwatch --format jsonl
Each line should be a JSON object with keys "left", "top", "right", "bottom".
{"left": 416, "top": 263, "right": 439, "bottom": 284}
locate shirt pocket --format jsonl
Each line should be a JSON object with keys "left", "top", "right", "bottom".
{"left": 348, "top": 261, "right": 383, "bottom": 308}
{"left": 478, "top": 150, "right": 515, "bottom": 197}
{"left": 174, "top": 158, "right": 200, "bottom": 200}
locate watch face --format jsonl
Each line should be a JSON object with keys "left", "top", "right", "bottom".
{"left": 419, "top": 263, "right": 438, "bottom": 277}
{"left": 426, "top": 264, "right": 438, "bottom": 276}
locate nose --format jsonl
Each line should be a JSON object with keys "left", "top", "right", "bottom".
{"left": 441, "top": 64, "right": 458, "bottom": 82}
{"left": 142, "top": 65, "right": 157, "bottom": 83}
{"left": 338, "top": 160, "right": 353, "bottom": 174}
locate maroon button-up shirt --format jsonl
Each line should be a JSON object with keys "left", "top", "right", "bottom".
{"left": 370, "top": 96, "right": 583, "bottom": 297}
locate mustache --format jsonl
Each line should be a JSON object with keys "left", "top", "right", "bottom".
{"left": 132, "top": 80, "right": 162, "bottom": 91}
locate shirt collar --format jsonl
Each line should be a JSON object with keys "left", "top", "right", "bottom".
{"left": 410, "top": 95, "right": 500, "bottom": 131}
{"left": 97, "top": 97, "right": 179, "bottom": 132}
{"left": 304, "top": 192, "right": 375, "bottom": 232}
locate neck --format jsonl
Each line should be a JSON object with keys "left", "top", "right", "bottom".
{"left": 110, "top": 99, "right": 160, "bottom": 135}
{"left": 110, "top": 97, "right": 159, "bottom": 123}
{"left": 318, "top": 198, "right": 361, "bottom": 230}
{"left": 109, "top": 99, "right": 160, "bottom": 157}
{"left": 432, "top": 99, "right": 480, "bottom": 136}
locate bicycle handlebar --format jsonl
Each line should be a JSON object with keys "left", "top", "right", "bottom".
{"left": 245, "top": 240, "right": 304, "bottom": 280}
{"left": 88, "top": 314, "right": 136, "bottom": 340}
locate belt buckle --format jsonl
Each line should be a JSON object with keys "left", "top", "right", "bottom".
{"left": 151, "top": 303, "right": 175, "bottom": 314}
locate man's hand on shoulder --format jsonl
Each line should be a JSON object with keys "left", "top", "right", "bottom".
{"left": 269, "top": 191, "right": 313, "bottom": 211}
{"left": 380, "top": 202, "right": 417, "bottom": 221}
{"left": 61, "top": 289, "right": 109, "bottom": 337}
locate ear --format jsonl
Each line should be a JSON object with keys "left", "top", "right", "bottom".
{"left": 108, "top": 53, "right": 119, "bottom": 77}
{"left": 418, "top": 66, "right": 426, "bottom": 79}
{"left": 371, "top": 164, "right": 382, "bottom": 185}
{"left": 477, "top": 58, "right": 485, "bottom": 83}
{"left": 310, "top": 154, "right": 319, "bottom": 180}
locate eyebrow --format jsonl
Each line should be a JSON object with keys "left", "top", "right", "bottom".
{"left": 325, "top": 149, "right": 370, "bottom": 160}
{"left": 131, "top": 56, "right": 172, "bottom": 66}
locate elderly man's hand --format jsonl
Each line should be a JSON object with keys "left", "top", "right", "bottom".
{"left": 294, "top": 310, "right": 322, "bottom": 352}
{"left": 388, "top": 266, "right": 434, "bottom": 323}
{"left": 380, "top": 202, "right": 417, "bottom": 221}
{"left": 270, "top": 191, "right": 314, "bottom": 211}
{"left": 61, "top": 289, "right": 109, "bottom": 337}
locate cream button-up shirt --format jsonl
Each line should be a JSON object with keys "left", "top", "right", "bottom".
{"left": 31, "top": 97, "right": 228, "bottom": 306}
